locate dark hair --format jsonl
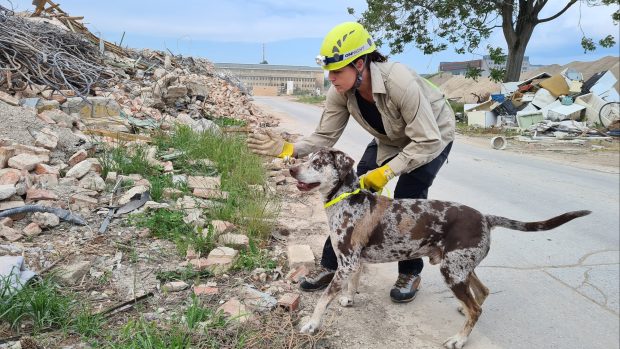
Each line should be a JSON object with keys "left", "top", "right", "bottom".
{"left": 350, "top": 50, "right": 388, "bottom": 68}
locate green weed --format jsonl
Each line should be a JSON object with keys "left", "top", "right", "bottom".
{"left": 184, "top": 295, "right": 226, "bottom": 330}
{"left": 296, "top": 95, "right": 326, "bottom": 104}
{"left": 233, "top": 239, "right": 277, "bottom": 271}
{"left": 131, "top": 209, "right": 216, "bottom": 256}
{"left": 213, "top": 117, "right": 247, "bottom": 128}
{"left": 0, "top": 275, "right": 103, "bottom": 336}
{"left": 106, "top": 319, "right": 190, "bottom": 349}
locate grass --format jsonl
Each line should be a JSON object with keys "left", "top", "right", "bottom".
{"left": 0, "top": 274, "right": 102, "bottom": 336}
{"left": 104, "top": 296, "right": 246, "bottom": 349}
{"left": 232, "top": 238, "right": 277, "bottom": 271}
{"left": 130, "top": 209, "right": 217, "bottom": 256}
{"left": 152, "top": 125, "right": 278, "bottom": 240}
{"left": 100, "top": 124, "right": 277, "bottom": 260}
{"left": 106, "top": 320, "right": 190, "bottom": 349}
{"left": 212, "top": 117, "right": 247, "bottom": 128}
{"left": 296, "top": 94, "right": 326, "bottom": 104}
{"left": 448, "top": 100, "right": 464, "bottom": 114}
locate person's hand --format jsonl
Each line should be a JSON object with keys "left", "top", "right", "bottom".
{"left": 247, "top": 130, "right": 294, "bottom": 158}
{"left": 360, "top": 164, "right": 395, "bottom": 192}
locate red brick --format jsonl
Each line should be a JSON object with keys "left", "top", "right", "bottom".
{"left": 277, "top": 293, "right": 301, "bottom": 311}
{"left": 193, "top": 285, "right": 219, "bottom": 296}
{"left": 34, "top": 163, "right": 60, "bottom": 175}
{"left": 286, "top": 265, "right": 309, "bottom": 283}
{"left": 26, "top": 188, "right": 58, "bottom": 202}
{"left": 189, "top": 258, "right": 209, "bottom": 270}
{"left": 68, "top": 150, "right": 87, "bottom": 167}
{"left": 23, "top": 223, "right": 42, "bottom": 237}
{"left": 0, "top": 169, "right": 21, "bottom": 185}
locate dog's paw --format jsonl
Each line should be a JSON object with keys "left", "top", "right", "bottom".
{"left": 338, "top": 296, "right": 353, "bottom": 307}
{"left": 300, "top": 320, "right": 320, "bottom": 334}
{"left": 443, "top": 334, "right": 468, "bottom": 349}
{"left": 457, "top": 305, "right": 465, "bottom": 315}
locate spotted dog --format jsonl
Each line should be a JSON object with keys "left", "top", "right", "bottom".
{"left": 289, "top": 148, "right": 591, "bottom": 349}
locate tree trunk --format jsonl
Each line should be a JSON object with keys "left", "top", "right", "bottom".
{"left": 503, "top": 21, "right": 535, "bottom": 82}
{"left": 504, "top": 43, "right": 527, "bottom": 82}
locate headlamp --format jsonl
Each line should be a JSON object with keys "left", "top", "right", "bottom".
{"left": 315, "top": 55, "right": 326, "bottom": 67}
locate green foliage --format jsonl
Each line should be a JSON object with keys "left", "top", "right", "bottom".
{"left": 184, "top": 295, "right": 227, "bottom": 330}
{"left": 106, "top": 320, "right": 190, "bottom": 349}
{"left": 465, "top": 66, "right": 482, "bottom": 81}
{"left": 233, "top": 239, "right": 277, "bottom": 271}
{"left": 213, "top": 117, "right": 247, "bottom": 128}
{"left": 581, "top": 36, "right": 597, "bottom": 52}
{"left": 153, "top": 125, "right": 277, "bottom": 240}
{"left": 131, "top": 209, "right": 215, "bottom": 256}
{"left": 0, "top": 275, "right": 103, "bottom": 336}
{"left": 74, "top": 307, "right": 104, "bottom": 338}
{"left": 448, "top": 100, "right": 464, "bottom": 114}
{"left": 599, "top": 34, "right": 617, "bottom": 47}
{"left": 155, "top": 265, "right": 212, "bottom": 283}
{"left": 350, "top": 1, "right": 618, "bottom": 81}
{"left": 97, "top": 143, "right": 160, "bottom": 180}
{"left": 296, "top": 94, "right": 326, "bottom": 104}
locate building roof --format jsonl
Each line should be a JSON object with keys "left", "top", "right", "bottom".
{"left": 439, "top": 60, "right": 482, "bottom": 71}
{"left": 214, "top": 63, "right": 322, "bottom": 72}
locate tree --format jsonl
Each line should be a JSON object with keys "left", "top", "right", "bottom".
{"left": 349, "top": 0, "right": 619, "bottom": 82}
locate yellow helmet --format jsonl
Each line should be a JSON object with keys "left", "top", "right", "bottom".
{"left": 316, "top": 22, "right": 376, "bottom": 71}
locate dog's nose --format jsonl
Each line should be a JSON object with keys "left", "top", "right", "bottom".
{"left": 289, "top": 166, "right": 298, "bottom": 177}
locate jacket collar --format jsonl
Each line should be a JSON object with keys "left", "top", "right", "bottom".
{"left": 369, "top": 61, "right": 387, "bottom": 95}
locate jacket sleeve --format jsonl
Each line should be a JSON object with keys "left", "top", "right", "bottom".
{"left": 385, "top": 70, "right": 444, "bottom": 175}
{"left": 294, "top": 86, "right": 350, "bottom": 157}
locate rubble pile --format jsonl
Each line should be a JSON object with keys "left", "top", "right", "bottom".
{"left": 0, "top": 5, "right": 322, "bottom": 346}
{"left": 463, "top": 68, "right": 620, "bottom": 140}
{"left": 0, "top": 6, "right": 276, "bottom": 137}
{"left": 0, "top": 4, "right": 282, "bottom": 246}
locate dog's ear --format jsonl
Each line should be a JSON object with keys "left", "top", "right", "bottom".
{"left": 330, "top": 149, "right": 355, "bottom": 180}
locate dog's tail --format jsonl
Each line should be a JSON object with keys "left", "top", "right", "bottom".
{"left": 486, "top": 210, "right": 591, "bottom": 231}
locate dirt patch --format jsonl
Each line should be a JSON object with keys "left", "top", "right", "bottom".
{"left": 457, "top": 133, "right": 620, "bottom": 174}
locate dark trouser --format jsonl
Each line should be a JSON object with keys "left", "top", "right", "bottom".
{"left": 320, "top": 140, "right": 453, "bottom": 275}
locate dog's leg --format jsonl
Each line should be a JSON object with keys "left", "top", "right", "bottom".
{"left": 458, "top": 272, "right": 490, "bottom": 315}
{"left": 300, "top": 268, "right": 350, "bottom": 333}
{"left": 339, "top": 263, "right": 362, "bottom": 307}
{"left": 469, "top": 271, "right": 489, "bottom": 306}
{"left": 442, "top": 277, "right": 481, "bottom": 349}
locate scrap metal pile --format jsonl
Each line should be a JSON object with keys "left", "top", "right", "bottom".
{"left": 464, "top": 68, "right": 620, "bottom": 139}
{"left": 0, "top": 5, "right": 115, "bottom": 97}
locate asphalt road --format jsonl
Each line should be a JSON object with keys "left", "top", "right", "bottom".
{"left": 253, "top": 96, "right": 620, "bottom": 349}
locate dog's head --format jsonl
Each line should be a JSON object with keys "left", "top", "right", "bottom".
{"left": 289, "top": 148, "right": 355, "bottom": 195}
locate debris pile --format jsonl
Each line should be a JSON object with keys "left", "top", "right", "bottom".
{"left": 0, "top": 5, "right": 277, "bottom": 139}
{"left": 463, "top": 68, "right": 620, "bottom": 139}
{"left": 0, "top": 4, "right": 329, "bottom": 347}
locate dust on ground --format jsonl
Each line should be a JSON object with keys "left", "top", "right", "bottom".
{"left": 457, "top": 133, "right": 620, "bottom": 174}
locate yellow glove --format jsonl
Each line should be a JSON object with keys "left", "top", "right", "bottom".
{"left": 247, "top": 130, "right": 294, "bottom": 158}
{"left": 361, "top": 164, "right": 395, "bottom": 192}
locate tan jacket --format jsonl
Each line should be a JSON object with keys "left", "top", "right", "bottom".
{"left": 294, "top": 61, "right": 455, "bottom": 175}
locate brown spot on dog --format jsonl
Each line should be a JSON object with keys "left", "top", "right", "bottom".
{"left": 340, "top": 212, "right": 352, "bottom": 230}
{"left": 350, "top": 196, "right": 390, "bottom": 248}
{"left": 430, "top": 200, "right": 445, "bottom": 212}
{"left": 367, "top": 222, "right": 385, "bottom": 247}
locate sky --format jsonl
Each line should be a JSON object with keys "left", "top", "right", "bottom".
{"left": 3, "top": 0, "right": 619, "bottom": 74}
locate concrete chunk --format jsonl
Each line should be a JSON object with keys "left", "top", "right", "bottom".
{"left": 287, "top": 245, "right": 315, "bottom": 269}
{"left": 8, "top": 154, "right": 47, "bottom": 171}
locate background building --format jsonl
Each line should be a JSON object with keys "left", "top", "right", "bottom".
{"left": 439, "top": 56, "right": 543, "bottom": 77}
{"left": 214, "top": 63, "right": 324, "bottom": 96}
